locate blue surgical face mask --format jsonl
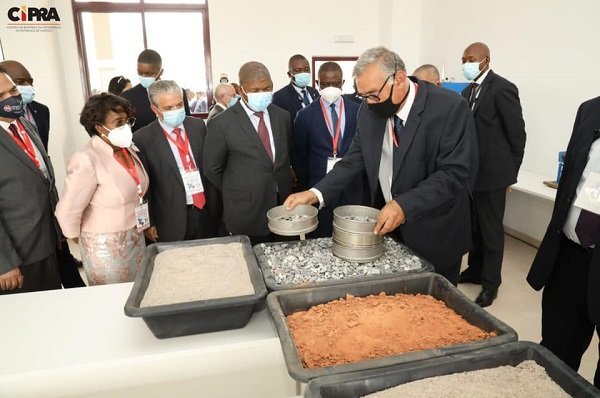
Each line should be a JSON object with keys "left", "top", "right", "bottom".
{"left": 17, "top": 85, "right": 35, "bottom": 104}
{"left": 139, "top": 76, "right": 156, "bottom": 89}
{"left": 462, "top": 60, "right": 485, "bottom": 81}
{"left": 242, "top": 88, "right": 273, "bottom": 112}
{"left": 292, "top": 72, "right": 311, "bottom": 88}
{"left": 162, "top": 107, "right": 186, "bottom": 128}
{"left": 227, "top": 94, "right": 239, "bottom": 108}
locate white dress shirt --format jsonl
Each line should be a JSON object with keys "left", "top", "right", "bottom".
{"left": 292, "top": 84, "right": 313, "bottom": 107}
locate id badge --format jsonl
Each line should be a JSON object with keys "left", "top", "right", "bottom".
{"left": 182, "top": 169, "right": 204, "bottom": 195}
{"left": 574, "top": 171, "right": 600, "bottom": 215}
{"left": 326, "top": 157, "right": 342, "bottom": 174}
{"left": 135, "top": 202, "right": 150, "bottom": 232}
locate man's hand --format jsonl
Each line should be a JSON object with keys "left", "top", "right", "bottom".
{"left": 506, "top": 185, "right": 513, "bottom": 193}
{"left": 145, "top": 226, "right": 159, "bottom": 242}
{"left": 0, "top": 267, "right": 24, "bottom": 291}
{"left": 374, "top": 200, "right": 406, "bottom": 235}
{"left": 283, "top": 191, "right": 319, "bottom": 210}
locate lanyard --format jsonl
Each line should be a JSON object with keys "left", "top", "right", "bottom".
{"left": 320, "top": 98, "right": 344, "bottom": 157}
{"left": 390, "top": 82, "right": 419, "bottom": 148}
{"left": 113, "top": 148, "right": 143, "bottom": 200}
{"left": 10, "top": 120, "right": 40, "bottom": 168}
{"left": 162, "top": 127, "right": 194, "bottom": 169}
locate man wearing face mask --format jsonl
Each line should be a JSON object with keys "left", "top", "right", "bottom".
{"left": 458, "top": 42, "right": 527, "bottom": 308}
{"left": 292, "top": 62, "right": 363, "bottom": 237}
{"left": 272, "top": 54, "right": 319, "bottom": 125}
{"left": 121, "top": 49, "right": 191, "bottom": 132}
{"left": 133, "top": 80, "right": 220, "bottom": 242}
{"left": 285, "top": 47, "right": 477, "bottom": 285}
{"left": 207, "top": 83, "right": 238, "bottom": 122}
{"left": 0, "top": 67, "right": 61, "bottom": 294}
{"left": 204, "top": 61, "right": 294, "bottom": 245}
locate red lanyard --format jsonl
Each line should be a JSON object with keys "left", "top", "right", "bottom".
{"left": 390, "top": 82, "right": 418, "bottom": 148}
{"left": 9, "top": 120, "right": 40, "bottom": 168}
{"left": 320, "top": 98, "right": 344, "bottom": 157}
{"left": 113, "top": 148, "right": 142, "bottom": 198}
{"left": 162, "top": 128, "right": 194, "bottom": 169}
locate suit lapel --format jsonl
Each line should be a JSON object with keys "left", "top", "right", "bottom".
{"left": 472, "top": 70, "right": 494, "bottom": 114}
{"left": 368, "top": 115, "right": 387, "bottom": 198}
{"left": 232, "top": 103, "right": 273, "bottom": 165}
{"left": 153, "top": 123, "right": 186, "bottom": 186}
{"left": 0, "top": 120, "right": 47, "bottom": 182}
{"left": 184, "top": 118, "right": 203, "bottom": 171}
{"left": 269, "top": 107, "right": 284, "bottom": 167}
{"left": 392, "top": 84, "right": 425, "bottom": 182}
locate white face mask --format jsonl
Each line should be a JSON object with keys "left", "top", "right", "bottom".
{"left": 319, "top": 86, "right": 342, "bottom": 104}
{"left": 102, "top": 124, "right": 133, "bottom": 148}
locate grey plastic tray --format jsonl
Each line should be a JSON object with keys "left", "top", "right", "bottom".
{"left": 266, "top": 272, "right": 517, "bottom": 382}
{"left": 254, "top": 238, "right": 433, "bottom": 291}
{"left": 304, "top": 341, "right": 600, "bottom": 397}
{"left": 124, "top": 235, "right": 267, "bottom": 339}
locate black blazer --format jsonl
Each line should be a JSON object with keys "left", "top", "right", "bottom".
{"left": 272, "top": 83, "right": 319, "bottom": 125}
{"left": 461, "top": 70, "right": 526, "bottom": 192}
{"left": 528, "top": 97, "right": 600, "bottom": 323}
{"left": 0, "top": 117, "right": 59, "bottom": 272}
{"left": 133, "top": 117, "right": 220, "bottom": 242}
{"left": 27, "top": 101, "right": 50, "bottom": 150}
{"left": 203, "top": 102, "right": 294, "bottom": 237}
{"left": 314, "top": 79, "right": 477, "bottom": 270}
{"left": 121, "top": 84, "right": 191, "bottom": 132}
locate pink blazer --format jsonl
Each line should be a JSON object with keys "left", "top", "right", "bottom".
{"left": 56, "top": 136, "right": 150, "bottom": 237}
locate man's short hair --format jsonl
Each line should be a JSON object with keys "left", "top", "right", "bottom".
{"left": 288, "top": 54, "right": 309, "bottom": 71}
{"left": 353, "top": 46, "right": 406, "bottom": 78}
{"left": 413, "top": 64, "right": 440, "bottom": 82}
{"left": 238, "top": 62, "right": 271, "bottom": 85}
{"left": 147, "top": 80, "right": 182, "bottom": 106}
{"left": 318, "top": 61, "right": 343, "bottom": 76}
{"left": 214, "top": 83, "right": 233, "bottom": 101}
{"left": 137, "top": 49, "right": 162, "bottom": 66}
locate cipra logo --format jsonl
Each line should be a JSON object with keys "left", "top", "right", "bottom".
{"left": 6, "top": 5, "right": 61, "bottom": 31}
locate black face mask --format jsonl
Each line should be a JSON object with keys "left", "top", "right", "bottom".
{"left": 0, "top": 94, "right": 25, "bottom": 119}
{"left": 367, "top": 80, "right": 409, "bottom": 119}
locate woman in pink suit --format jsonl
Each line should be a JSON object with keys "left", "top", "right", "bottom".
{"left": 56, "top": 94, "right": 149, "bottom": 285}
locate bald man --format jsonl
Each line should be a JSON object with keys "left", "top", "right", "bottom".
{"left": 207, "top": 83, "right": 237, "bottom": 122}
{"left": 458, "top": 42, "right": 527, "bottom": 307}
{"left": 203, "top": 61, "right": 294, "bottom": 245}
{"left": 413, "top": 64, "right": 441, "bottom": 86}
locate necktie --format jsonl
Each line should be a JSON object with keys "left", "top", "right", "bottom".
{"left": 173, "top": 128, "right": 206, "bottom": 209}
{"left": 8, "top": 123, "right": 24, "bottom": 144}
{"left": 575, "top": 209, "right": 600, "bottom": 247}
{"left": 329, "top": 103, "right": 338, "bottom": 138}
{"left": 392, "top": 116, "right": 404, "bottom": 170}
{"left": 468, "top": 83, "right": 479, "bottom": 108}
{"left": 301, "top": 89, "right": 310, "bottom": 106}
{"left": 254, "top": 112, "right": 274, "bottom": 162}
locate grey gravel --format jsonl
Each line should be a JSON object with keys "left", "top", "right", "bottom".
{"left": 257, "top": 237, "right": 425, "bottom": 285}
{"left": 342, "top": 215, "right": 376, "bottom": 223}
{"left": 276, "top": 214, "right": 310, "bottom": 222}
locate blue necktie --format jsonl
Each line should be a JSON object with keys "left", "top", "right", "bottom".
{"left": 393, "top": 116, "right": 404, "bottom": 147}
{"left": 330, "top": 104, "right": 338, "bottom": 137}
{"left": 301, "top": 89, "right": 310, "bottom": 106}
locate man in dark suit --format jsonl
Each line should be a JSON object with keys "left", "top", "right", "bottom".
{"left": 207, "top": 83, "right": 237, "bottom": 122}
{"left": 528, "top": 98, "right": 600, "bottom": 388}
{"left": 204, "top": 61, "right": 294, "bottom": 245}
{"left": 272, "top": 54, "right": 319, "bottom": 125}
{"left": 121, "top": 49, "right": 190, "bottom": 132}
{"left": 293, "top": 61, "right": 363, "bottom": 237}
{"left": 285, "top": 47, "right": 477, "bottom": 285}
{"left": 458, "top": 42, "right": 527, "bottom": 307}
{"left": 0, "top": 67, "right": 61, "bottom": 294}
{"left": 134, "top": 80, "right": 220, "bottom": 243}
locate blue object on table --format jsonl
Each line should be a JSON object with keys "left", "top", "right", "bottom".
{"left": 441, "top": 82, "right": 470, "bottom": 94}
{"left": 557, "top": 151, "right": 566, "bottom": 182}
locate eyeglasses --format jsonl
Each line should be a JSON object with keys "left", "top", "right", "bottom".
{"left": 114, "top": 117, "right": 136, "bottom": 128}
{"left": 357, "top": 73, "right": 394, "bottom": 102}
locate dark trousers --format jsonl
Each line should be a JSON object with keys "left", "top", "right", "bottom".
{"left": 0, "top": 253, "right": 61, "bottom": 295}
{"left": 184, "top": 206, "right": 216, "bottom": 240}
{"left": 466, "top": 188, "right": 507, "bottom": 291}
{"left": 541, "top": 235, "right": 599, "bottom": 388}
{"left": 56, "top": 242, "right": 86, "bottom": 288}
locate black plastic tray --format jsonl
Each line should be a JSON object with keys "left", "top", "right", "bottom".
{"left": 266, "top": 272, "right": 517, "bottom": 382}
{"left": 254, "top": 238, "right": 433, "bottom": 291}
{"left": 124, "top": 235, "right": 267, "bottom": 339}
{"left": 304, "top": 341, "right": 600, "bottom": 397}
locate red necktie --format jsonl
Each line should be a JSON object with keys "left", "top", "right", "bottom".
{"left": 173, "top": 128, "right": 205, "bottom": 209}
{"left": 254, "top": 112, "right": 274, "bottom": 162}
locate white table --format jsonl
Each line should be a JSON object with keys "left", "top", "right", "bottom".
{"left": 0, "top": 283, "right": 297, "bottom": 398}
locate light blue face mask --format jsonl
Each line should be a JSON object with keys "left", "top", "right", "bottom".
{"left": 139, "top": 76, "right": 156, "bottom": 89}
{"left": 292, "top": 72, "right": 311, "bottom": 88}
{"left": 17, "top": 85, "right": 35, "bottom": 104}
{"left": 462, "top": 60, "right": 485, "bottom": 81}
{"left": 244, "top": 90, "right": 273, "bottom": 112}
{"left": 227, "top": 94, "right": 240, "bottom": 108}
{"left": 162, "top": 108, "right": 186, "bottom": 128}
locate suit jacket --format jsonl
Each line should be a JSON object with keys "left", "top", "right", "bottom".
{"left": 292, "top": 97, "right": 362, "bottom": 202}
{"left": 272, "top": 83, "right": 319, "bottom": 125}
{"left": 206, "top": 103, "right": 226, "bottom": 122}
{"left": 528, "top": 97, "right": 600, "bottom": 323}
{"left": 461, "top": 70, "right": 526, "bottom": 192}
{"left": 27, "top": 101, "right": 50, "bottom": 150}
{"left": 133, "top": 117, "right": 221, "bottom": 241}
{"left": 204, "top": 101, "right": 294, "bottom": 237}
{"left": 121, "top": 84, "right": 191, "bottom": 132}
{"left": 55, "top": 136, "right": 149, "bottom": 237}
{"left": 314, "top": 79, "right": 477, "bottom": 270}
{"left": 0, "top": 117, "right": 59, "bottom": 273}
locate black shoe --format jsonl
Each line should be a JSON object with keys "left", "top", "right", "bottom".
{"left": 475, "top": 288, "right": 498, "bottom": 308}
{"left": 458, "top": 270, "right": 481, "bottom": 284}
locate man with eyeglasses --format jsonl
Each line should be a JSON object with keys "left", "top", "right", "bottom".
{"left": 285, "top": 46, "right": 477, "bottom": 285}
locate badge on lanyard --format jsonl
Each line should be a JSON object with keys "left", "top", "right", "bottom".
{"left": 326, "top": 156, "right": 342, "bottom": 174}
{"left": 182, "top": 169, "right": 204, "bottom": 195}
{"left": 134, "top": 183, "right": 150, "bottom": 231}
{"left": 574, "top": 171, "right": 600, "bottom": 215}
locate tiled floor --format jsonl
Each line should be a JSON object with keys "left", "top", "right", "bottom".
{"left": 459, "top": 235, "right": 598, "bottom": 384}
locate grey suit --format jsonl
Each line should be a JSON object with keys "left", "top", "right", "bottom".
{"left": 0, "top": 117, "right": 60, "bottom": 291}
{"left": 204, "top": 101, "right": 294, "bottom": 238}
{"left": 206, "top": 103, "right": 226, "bottom": 122}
